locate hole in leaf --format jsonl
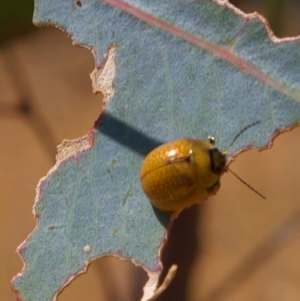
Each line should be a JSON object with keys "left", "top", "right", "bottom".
{"left": 229, "top": 0, "right": 300, "bottom": 37}
{"left": 57, "top": 257, "right": 147, "bottom": 301}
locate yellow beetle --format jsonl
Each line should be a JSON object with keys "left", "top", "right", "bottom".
{"left": 140, "top": 139, "right": 225, "bottom": 212}
{"left": 140, "top": 122, "right": 264, "bottom": 212}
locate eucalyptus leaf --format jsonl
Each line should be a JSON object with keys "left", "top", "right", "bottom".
{"left": 12, "top": 0, "right": 300, "bottom": 300}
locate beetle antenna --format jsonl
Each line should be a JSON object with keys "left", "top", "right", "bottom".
{"left": 225, "top": 121, "right": 260, "bottom": 152}
{"left": 227, "top": 167, "right": 266, "bottom": 199}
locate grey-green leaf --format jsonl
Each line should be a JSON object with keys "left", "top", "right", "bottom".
{"left": 12, "top": 0, "right": 300, "bottom": 300}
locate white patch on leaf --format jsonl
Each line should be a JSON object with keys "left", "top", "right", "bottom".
{"left": 141, "top": 265, "right": 177, "bottom": 301}
{"left": 90, "top": 44, "right": 117, "bottom": 102}
{"left": 83, "top": 245, "right": 91, "bottom": 253}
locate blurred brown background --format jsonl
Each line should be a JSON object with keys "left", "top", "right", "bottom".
{"left": 1, "top": 0, "right": 300, "bottom": 301}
